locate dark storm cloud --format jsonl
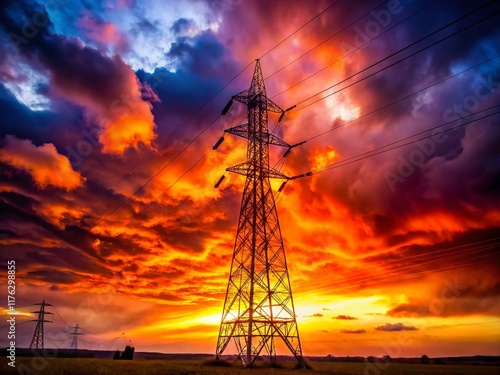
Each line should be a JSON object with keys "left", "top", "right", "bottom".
{"left": 136, "top": 28, "right": 241, "bottom": 139}
{"left": 171, "top": 18, "right": 196, "bottom": 35}
{"left": 1, "top": 0, "right": 158, "bottom": 154}
{"left": 27, "top": 268, "right": 82, "bottom": 284}
{"left": 385, "top": 247, "right": 500, "bottom": 318}
{"left": 334, "top": 315, "right": 358, "bottom": 320}
{"left": 0, "top": 192, "right": 107, "bottom": 264}
{"left": 364, "top": 227, "right": 500, "bottom": 267}
{"left": 140, "top": 265, "right": 185, "bottom": 280}
{"left": 339, "top": 329, "right": 366, "bottom": 334}
{"left": 375, "top": 322, "right": 417, "bottom": 332}
{"left": 150, "top": 225, "right": 210, "bottom": 253}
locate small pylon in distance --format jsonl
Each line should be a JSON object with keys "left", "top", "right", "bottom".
{"left": 70, "top": 324, "right": 82, "bottom": 351}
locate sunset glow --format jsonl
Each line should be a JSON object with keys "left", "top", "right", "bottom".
{"left": 0, "top": 0, "right": 499, "bottom": 360}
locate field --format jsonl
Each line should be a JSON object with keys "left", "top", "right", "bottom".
{"left": 1, "top": 358, "right": 499, "bottom": 375}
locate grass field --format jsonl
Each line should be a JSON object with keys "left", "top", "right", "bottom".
{"left": 1, "top": 358, "right": 499, "bottom": 375}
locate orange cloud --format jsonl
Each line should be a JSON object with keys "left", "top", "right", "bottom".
{"left": 99, "top": 103, "right": 157, "bottom": 154}
{"left": 0, "top": 135, "right": 85, "bottom": 190}
{"left": 41, "top": 38, "right": 157, "bottom": 154}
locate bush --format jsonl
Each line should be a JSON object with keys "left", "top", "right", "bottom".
{"left": 112, "top": 345, "right": 135, "bottom": 360}
{"left": 202, "top": 359, "right": 231, "bottom": 367}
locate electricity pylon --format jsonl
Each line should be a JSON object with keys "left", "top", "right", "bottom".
{"left": 29, "top": 299, "right": 53, "bottom": 350}
{"left": 214, "top": 60, "right": 305, "bottom": 368}
{"left": 70, "top": 324, "right": 82, "bottom": 351}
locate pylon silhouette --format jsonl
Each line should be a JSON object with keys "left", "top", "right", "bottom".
{"left": 214, "top": 60, "right": 305, "bottom": 368}
{"left": 70, "top": 324, "right": 82, "bottom": 351}
{"left": 29, "top": 299, "right": 53, "bottom": 350}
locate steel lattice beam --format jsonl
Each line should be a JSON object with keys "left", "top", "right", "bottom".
{"left": 215, "top": 60, "right": 305, "bottom": 369}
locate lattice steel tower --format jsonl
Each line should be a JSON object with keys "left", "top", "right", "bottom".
{"left": 215, "top": 60, "right": 305, "bottom": 368}
{"left": 70, "top": 324, "right": 82, "bottom": 351}
{"left": 29, "top": 299, "right": 53, "bottom": 350}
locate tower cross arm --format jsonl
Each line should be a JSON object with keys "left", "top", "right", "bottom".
{"left": 232, "top": 92, "right": 282, "bottom": 113}
{"left": 28, "top": 319, "right": 53, "bottom": 323}
{"left": 264, "top": 167, "right": 289, "bottom": 180}
{"left": 226, "top": 162, "right": 250, "bottom": 176}
{"left": 226, "top": 162, "right": 289, "bottom": 180}
{"left": 265, "top": 97, "right": 282, "bottom": 113}
{"left": 225, "top": 125, "right": 290, "bottom": 148}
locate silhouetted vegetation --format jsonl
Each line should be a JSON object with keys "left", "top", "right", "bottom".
{"left": 202, "top": 358, "right": 231, "bottom": 367}
{"left": 294, "top": 359, "right": 314, "bottom": 370}
{"left": 2, "top": 357, "right": 500, "bottom": 374}
{"left": 112, "top": 345, "right": 134, "bottom": 360}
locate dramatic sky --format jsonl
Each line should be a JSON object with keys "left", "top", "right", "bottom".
{"left": 1, "top": 0, "right": 499, "bottom": 358}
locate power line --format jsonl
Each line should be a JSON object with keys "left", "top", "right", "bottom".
{"left": 298, "top": 239, "right": 499, "bottom": 293}
{"left": 304, "top": 54, "right": 500, "bottom": 143}
{"left": 308, "top": 105, "right": 499, "bottom": 176}
{"left": 52, "top": 305, "right": 70, "bottom": 327}
{"left": 259, "top": 0, "right": 344, "bottom": 59}
{"left": 271, "top": 56, "right": 498, "bottom": 200}
{"left": 293, "top": 2, "right": 499, "bottom": 111}
{"left": 269, "top": 54, "right": 499, "bottom": 191}
{"left": 363, "top": 237, "right": 500, "bottom": 266}
{"left": 269, "top": 0, "right": 441, "bottom": 97}
{"left": 274, "top": 105, "right": 497, "bottom": 181}
{"left": 326, "top": 242, "right": 499, "bottom": 288}
{"left": 326, "top": 258, "right": 497, "bottom": 294}
{"left": 87, "top": 62, "right": 253, "bottom": 210}
{"left": 265, "top": 0, "right": 405, "bottom": 80}
{"left": 90, "top": 116, "right": 220, "bottom": 231}
{"left": 97, "top": 149, "right": 212, "bottom": 242}
{"left": 264, "top": 0, "right": 440, "bottom": 134}
{"left": 0, "top": 320, "right": 31, "bottom": 329}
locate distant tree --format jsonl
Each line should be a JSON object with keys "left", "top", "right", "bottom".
{"left": 434, "top": 358, "right": 444, "bottom": 365}
{"left": 112, "top": 350, "right": 121, "bottom": 360}
{"left": 383, "top": 355, "right": 391, "bottom": 363}
{"left": 421, "top": 354, "right": 430, "bottom": 364}
{"left": 367, "top": 356, "right": 376, "bottom": 363}
{"left": 122, "top": 345, "right": 135, "bottom": 360}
